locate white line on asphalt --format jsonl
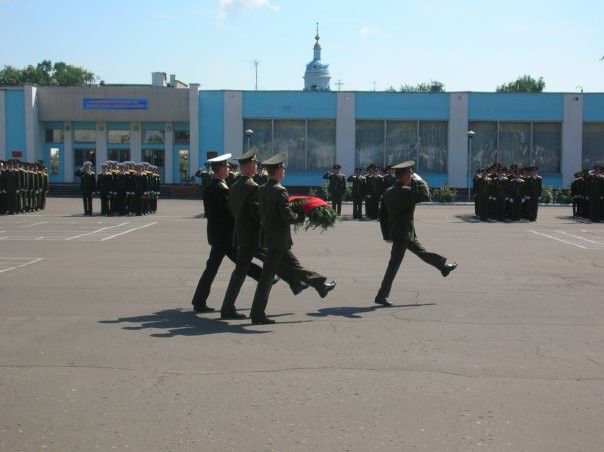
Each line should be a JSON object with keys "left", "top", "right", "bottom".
{"left": 100, "top": 222, "right": 157, "bottom": 241}
{"left": 64, "top": 222, "right": 130, "bottom": 241}
{"left": 18, "top": 221, "right": 49, "bottom": 228}
{"left": 554, "top": 230, "right": 603, "bottom": 245}
{"left": 0, "top": 258, "right": 44, "bottom": 274}
{"left": 528, "top": 230, "right": 587, "bottom": 249}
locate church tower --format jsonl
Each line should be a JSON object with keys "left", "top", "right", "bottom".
{"left": 303, "top": 23, "right": 331, "bottom": 91}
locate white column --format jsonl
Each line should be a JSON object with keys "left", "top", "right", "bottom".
{"left": 130, "top": 122, "right": 142, "bottom": 162}
{"left": 64, "top": 122, "right": 73, "bottom": 182}
{"left": 0, "top": 90, "right": 5, "bottom": 160}
{"left": 336, "top": 92, "right": 355, "bottom": 176}
{"left": 562, "top": 94, "right": 583, "bottom": 188}
{"left": 224, "top": 91, "right": 243, "bottom": 155}
{"left": 189, "top": 83, "right": 200, "bottom": 176}
{"left": 24, "top": 84, "right": 41, "bottom": 163}
{"left": 447, "top": 92, "right": 469, "bottom": 187}
{"left": 96, "top": 122, "right": 107, "bottom": 169}
{"left": 164, "top": 121, "right": 174, "bottom": 183}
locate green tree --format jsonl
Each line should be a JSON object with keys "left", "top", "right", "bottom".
{"left": 399, "top": 81, "right": 445, "bottom": 93}
{"left": 0, "top": 60, "right": 96, "bottom": 86}
{"left": 496, "top": 75, "right": 545, "bottom": 93}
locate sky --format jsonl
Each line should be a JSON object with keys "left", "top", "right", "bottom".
{"left": 0, "top": 0, "right": 603, "bottom": 92}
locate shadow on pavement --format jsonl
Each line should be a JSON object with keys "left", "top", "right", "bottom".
{"left": 556, "top": 215, "right": 595, "bottom": 223}
{"left": 307, "top": 303, "right": 436, "bottom": 319}
{"left": 99, "top": 309, "right": 273, "bottom": 337}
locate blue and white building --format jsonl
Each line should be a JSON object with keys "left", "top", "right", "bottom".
{"left": 1, "top": 72, "right": 603, "bottom": 189}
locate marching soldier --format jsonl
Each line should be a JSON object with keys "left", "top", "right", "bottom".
{"left": 79, "top": 161, "right": 96, "bottom": 216}
{"left": 249, "top": 152, "right": 336, "bottom": 324}
{"left": 323, "top": 164, "right": 346, "bottom": 215}
{"left": 375, "top": 160, "right": 458, "bottom": 307}
{"left": 347, "top": 168, "right": 366, "bottom": 220}
{"left": 190, "top": 153, "right": 264, "bottom": 313}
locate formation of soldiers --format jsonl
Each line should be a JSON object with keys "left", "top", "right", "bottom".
{"left": 472, "top": 164, "right": 542, "bottom": 222}
{"left": 571, "top": 166, "right": 604, "bottom": 222}
{"left": 77, "top": 160, "right": 160, "bottom": 216}
{"left": 0, "top": 159, "right": 48, "bottom": 215}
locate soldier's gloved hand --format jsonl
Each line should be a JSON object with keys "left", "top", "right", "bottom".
{"left": 412, "top": 172, "right": 423, "bottom": 182}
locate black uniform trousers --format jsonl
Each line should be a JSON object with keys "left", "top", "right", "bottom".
{"left": 250, "top": 248, "right": 326, "bottom": 320}
{"left": 527, "top": 197, "right": 539, "bottom": 221}
{"left": 331, "top": 195, "right": 343, "bottom": 215}
{"left": 82, "top": 194, "right": 93, "bottom": 216}
{"left": 377, "top": 239, "right": 446, "bottom": 299}
{"left": 191, "top": 245, "right": 263, "bottom": 308}
{"left": 352, "top": 197, "right": 363, "bottom": 219}
{"left": 220, "top": 245, "right": 306, "bottom": 314}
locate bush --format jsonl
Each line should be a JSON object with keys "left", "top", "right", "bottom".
{"left": 319, "top": 183, "right": 330, "bottom": 200}
{"left": 431, "top": 185, "right": 457, "bottom": 202}
{"left": 541, "top": 185, "right": 554, "bottom": 204}
{"left": 553, "top": 188, "right": 571, "bottom": 204}
{"left": 308, "top": 187, "right": 318, "bottom": 197}
{"left": 343, "top": 185, "right": 352, "bottom": 202}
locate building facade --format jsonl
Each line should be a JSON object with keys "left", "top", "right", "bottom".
{"left": 1, "top": 84, "right": 604, "bottom": 188}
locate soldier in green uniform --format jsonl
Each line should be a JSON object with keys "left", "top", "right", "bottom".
{"left": 375, "top": 161, "right": 458, "bottom": 307}
{"left": 506, "top": 165, "right": 524, "bottom": 221}
{"left": 190, "top": 153, "right": 265, "bottom": 313}
{"left": 524, "top": 166, "right": 542, "bottom": 221}
{"left": 249, "top": 153, "right": 336, "bottom": 324}
{"left": 491, "top": 166, "right": 507, "bottom": 221}
{"left": 365, "top": 164, "right": 383, "bottom": 219}
{"left": 220, "top": 150, "right": 310, "bottom": 319}
{"left": 0, "top": 161, "right": 6, "bottom": 214}
{"left": 323, "top": 164, "right": 346, "bottom": 215}
{"left": 347, "top": 168, "right": 366, "bottom": 220}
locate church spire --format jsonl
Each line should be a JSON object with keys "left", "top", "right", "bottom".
{"left": 314, "top": 22, "right": 321, "bottom": 60}
{"left": 303, "top": 22, "right": 331, "bottom": 91}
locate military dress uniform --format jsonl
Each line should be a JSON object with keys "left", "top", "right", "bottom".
{"left": 219, "top": 151, "right": 309, "bottom": 319}
{"left": 79, "top": 162, "right": 96, "bottom": 216}
{"left": 323, "top": 165, "right": 346, "bottom": 215}
{"left": 523, "top": 167, "right": 542, "bottom": 222}
{"left": 365, "top": 166, "right": 383, "bottom": 219}
{"left": 375, "top": 161, "right": 457, "bottom": 306}
{"left": 347, "top": 169, "right": 367, "bottom": 219}
{"left": 249, "top": 153, "right": 336, "bottom": 324}
{"left": 191, "top": 154, "right": 263, "bottom": 313}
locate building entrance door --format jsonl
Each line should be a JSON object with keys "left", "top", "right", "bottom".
{"left": 174, "top": 150, "right": 190, "bottom": 184}
{"left": 143, "top": 149, "right": 165, "bottom": 182}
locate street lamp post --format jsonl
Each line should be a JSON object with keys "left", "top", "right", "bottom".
{"left": 244, "top": 129, "right": 254, "bottom": 152}
{"left": 467, "top": 130, "right": 476, "bottom": 201}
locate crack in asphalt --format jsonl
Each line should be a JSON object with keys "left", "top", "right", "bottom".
{"left": 1, "top": 363, "right": 602, "bottom": 382}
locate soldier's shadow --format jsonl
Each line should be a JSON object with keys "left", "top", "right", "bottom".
{"left": 307, "top": 303, "right": 436, "bottom": 319}
{"left": 99, "top": 309, "right": 285, "bottom": 337}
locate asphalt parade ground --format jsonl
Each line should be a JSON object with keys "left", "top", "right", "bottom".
{"left": 1, "top": 198, "right": 603, "bottom": 451}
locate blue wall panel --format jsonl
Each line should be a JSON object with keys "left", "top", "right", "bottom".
{"left": 199, "top": 91, "right": 224, "bottom": 159}
{"left": 469, "top": 93, "right": 563, "bottom": 121}
{"left": 5, "top": 90, "right": 26, "bottom": 155}
{"left": 243, "top": 91, "right": 337, "bottom": 119}
{"left": 583, "top": 94, "right": 604, "bottom": 121}
{"left": 356, "top": 93, "right": 450, "bottom": 120}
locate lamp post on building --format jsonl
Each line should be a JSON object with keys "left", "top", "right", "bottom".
{"left": 466, "top": 130, "right": 475, "bottom": 201}
{"left": 245, "top": 129, "right": 254, "bottom": 151}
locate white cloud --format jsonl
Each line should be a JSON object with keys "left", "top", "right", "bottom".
{"left": 218, "top": 0, "right": 280, "bottom": 19}
{"left": 359, "top": 25, "right": 379, "bottom": 36}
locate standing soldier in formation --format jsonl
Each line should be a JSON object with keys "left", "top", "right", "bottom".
{"left": 190, "top": 154, "right": 264, "bottom": 313}
{"left": 253, "top": 164, "right": 268, "bottom": 186}
{"left": 490, "top": 166, "right": 507, "bottom": 221}
{"left": 347, "top": 168, "right": 366, "bottom": 220}
{"left": 323, "top": 164, "right": 346, "bottom": 215}
{"left": 365, "top": 164, "right": 383, "bottom": 219}
{"left": 0, "top": 160, "right": 6, "bottom": 214}
{"left": 506, "top": 165, "right": 525, "bottom": 221}
{"left": 375, "top": 161, "right": 458, "bottom": 307}
{"left": 250, "top": 153, "right": 336, "bottom": 324}
{"left": 97, "top": 163, "right": 112, "bottom": 216}
{"left": 523, "top": 166, "right": 542, "bottom": 222}
{"left": 79, "top": 161, "right": 96, "bottom": 216}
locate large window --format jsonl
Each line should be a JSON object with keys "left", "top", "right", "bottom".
{"left": 582, "top": 123, "right": 604, "bottom": 170}
{"left": 174, "top": 130, "right": 190, "bottom": 145}
{"left": 355, "top": 120, "right": 448, "bottom": 172}
{"left": 73, "top": 129, "right": 96, "bottom": 143}
{"left": 108, "top": 130, "right": 130, "bottom": 144}
{"left": 143, "top": 149, "right": 165, "bottom": 167}
{"left": 49, "top": 148, "right": 60, "bottom": 176}
{"left": 45, "top": 129, "right": 64, "bottom": 143}
{"left": 469, "top": 121, "right": 561, "bottom": 173}
{"left": 243, "top": 119, "right": 336, "bottom": 171}
{"left": 142, "top": 129, "right": 165, "bottom": 144}
{"left": 108, "top": 149, "right": 130, "bottom": 163}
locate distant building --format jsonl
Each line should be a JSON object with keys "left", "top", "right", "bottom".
{"left": 303, "top": 25, "right": 331, "bottom": 92}
{"left": 1, "top": 71, "right": 603, "bottom": 188}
